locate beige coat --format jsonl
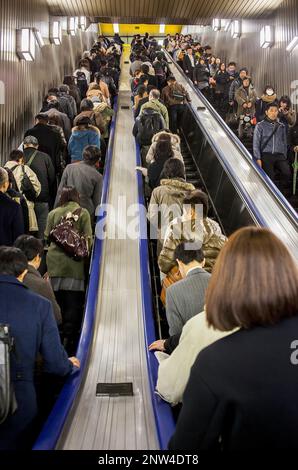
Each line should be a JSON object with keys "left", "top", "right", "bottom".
{"left": 146, "top": 131, "right": 182, "bottom": 164}
{"left": 5, "top": 161, "right": 41, "bottom": 232}
{"left": 156, "top": 311, "right": 237, "bottom": 405}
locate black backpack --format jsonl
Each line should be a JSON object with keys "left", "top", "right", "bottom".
{"left": 76, "top": 72, "right": 88, "bottom": 99}
{"left": 0, "top": 324, "right": 18, "bottom": 424}
{"left": 11, "top": 153, "right": 38, "bottom": 202}
{"left": 139, "top": 112, "right": 162, "bottom": 146}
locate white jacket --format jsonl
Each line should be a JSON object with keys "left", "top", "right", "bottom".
{"left": 155, "top": 310, "right": 237, "bottom": 405}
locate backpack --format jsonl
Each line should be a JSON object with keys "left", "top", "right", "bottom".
{"left": 0, "top": 324, "right": 18, "bottom": 424}
{"left": 139, "top": 112, "right": 162, "bottom": 146}
{"left": 10, "top": 156, "right": 38, "bottom": 202}
{"left": 154, "top": 61, "right": 166, "bottom": 78}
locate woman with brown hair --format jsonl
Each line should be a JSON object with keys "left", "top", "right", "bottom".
{"left": 169, "top": 226, "right": 298, "bottom": 451}
{"left": 45, "top": 186, "right": 92, "bottom": 354}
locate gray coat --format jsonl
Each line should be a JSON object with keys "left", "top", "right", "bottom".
{"left": 253, "top": 119, "right": 287, "bottom": 161}
{"left": 166, "top": 267, "right": 211, "bottom": 336}
{"left": 55, "top": 161, "right": 103, "bottom": 220}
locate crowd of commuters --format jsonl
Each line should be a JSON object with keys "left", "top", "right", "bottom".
{"left": 162, "top": 33, "right": 298, "bottom": 196}
{"left": 0, "top": 35, "right": 121, "bottom": 449}
{"left": 130, "top": 32, "right": 298, "bottom": 451}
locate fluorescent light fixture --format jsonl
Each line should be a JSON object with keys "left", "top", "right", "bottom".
{"left": 159, "top": 24, "right": 165, "bottom": 34}
{"left": 16, "top": 28, "right": 35, "bottom": 61}
{"left": 212, "top": 19, "right": 221, "bottom": 31}
{"left": 260, "top": 25, "right": 274, "bottom": 48}
{"left": 79, "top": 16, "right": 86, "bottom": 31}
{"left": 67, "top": 17, "right": 76, "bottom": 36}
{"left": 113, "top": 23, "right": 119, "bottom": 34}
{"left": 286, "top": 36, "right": 298, "bottom": 52}
{"left": 50, "top": 20, "right": 62, "bottom": 45}
{"left": 158, "top": 39, "right": 163, "bottom": 46}
{"left": 33, "top": 28, "right": 44, "bottom": 47}
{"left": 231, "top": 20, "right": 241, "bottom": 38}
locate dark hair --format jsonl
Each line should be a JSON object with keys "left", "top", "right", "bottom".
{"left": 35, "top": 113, "right": 49, "bottom": 122}
{"left": 154, "top": 140, "right": 174, "bottom": 162}
{"left": 136, "top": 85, "right": 147, "bottom": 97}
{"left": 206, "top": 227, "right": 298, "bottom": 331}
{"left": 174, "top": 242, "right": 204, "bottom": 265}
{"left": 228, "top": 61, "right": 236, "bottom": 67}
{"left": 162, "top": 158, "right": 185, "bottom": 180}
{"left": 9, "top": 149, "right": 24, "bottom": 162}
{"left": 183, "top": 190, "right": 209, "bottom": 218}
{"left": 83, "top": 146, "right": 101, "bottom": 165}
{"left": 0, "top": 246, "right": 28, "bottom": 277}
{"left": 141, "top": 64, "right": 150, "bottom": 74}
{"left": 139, "top": 75, "right": 149, "bottom": 85}
{"left": 265, "top": 102, "right": 279, "bottom": 112}
{"left": 279, "top": 95, "right": 292, "bottom": 108}
{"left": 14, "top": 235, "right": 43, "bottom": 262}
{"left": 63, "top": 75, "right": 75, "bottom": 86}
{"left": 48, "top": 87, "right": 59, "bottom": 94}
{"left": 167, "top": 75, "right": 176, "bottom": 82}
{"left": 58, "top": 186, "right": 80, "bottom": 206}
{"left": 264, "top": 85, "right": 275, "bottom": 94}
{"left": 157, "top": 132, "right": 171, "bottom": 143}
{"left": 80, "top": 99, "right": 94, "bottom": 111}
{"left": 48, "top": 114, "right": 63, "bottom": 128}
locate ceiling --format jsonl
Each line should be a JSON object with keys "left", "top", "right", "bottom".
{"left": 47, "top": 0, "right": 285, "bottom": 25}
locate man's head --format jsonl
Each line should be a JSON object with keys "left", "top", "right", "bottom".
{"left": 167, "top": 75, "right": 176, "bottom": 86}
{"left": 8, "top": 149, "right": 24, "bottom": 164}
{"left": 0, "top": 246, "right": 28, "bottom": 282}
{"left": 183, "top": 190, "right": 209, "bottom": 219}
{"left": 59, "top": 84, "right": 69, "bottom": 94}
{"left": 242, "top": 77, "right": 251, "bottom": 88}
{"left": 187, "top": 46, "right": 193, "bottom": 54}
{"left": 239, "top": 67, "right": 248, "bottom": 80}
{"left": 0, "top": 167, "right": 9, "bottom": 193}
{"left": 265, "top": 103, "right": 279, "bottom": 121}
{"left": 35, "top": 113, "right": 49, "bottom": 125}
{"left": 83, "top": 145, "right": 101, "bottom": 166}
{"left": 80, "top": 99, "right": 94, "bottom": 112}
{"left": 149, "top": 89, "right": 160, "bottom": 101}
{"left": 174, "top": 242, "right": 205, "bottom": 278}
{"left": 227, "top": 61, "right": 236, "bottom": 73}
{"left": 14, "top": 235, "right": 43, "bottom": 270}
{"left": 23, "top": 135, "right": 39, "bottom": 149}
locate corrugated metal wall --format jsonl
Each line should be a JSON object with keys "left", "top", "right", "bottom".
{"left": 185, "top": 0, "right": 298, "bottom": 100}
{"left": 0, "top": 0, "right": 97, "bottom": 163}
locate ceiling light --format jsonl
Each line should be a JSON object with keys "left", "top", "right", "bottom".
{"left": 212, "top": 19, "right": 221, "bottom": 31}
{"left": 67, "top": 17, "right": 76, "bottom": 36}
{"left": 286, "top": 36, "right": 298, "bottom": 52}
{"left": 260, "top": 25, "right": 274, "bottom": 48}
{"left": 16, "top": 28, "right": 35, "bottom": 61}
{"left": 113, "top": 23, "right": 119, "bottom": 34}
{"left": 159, "top": 24, "right": 165, "bottom": 34}
{"left": 231, "top": 20, "right": 241, "bottom": 38}
{"left": 50, "top": 21, "right": 62, "bottom": 45}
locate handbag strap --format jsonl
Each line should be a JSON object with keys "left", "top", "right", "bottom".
{"left": 260, "top": 122, "right": 280, "bottom": 153}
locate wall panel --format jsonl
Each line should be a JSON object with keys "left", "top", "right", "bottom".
{"left": 0, "top": 0, "right": 97, "bottom": 163}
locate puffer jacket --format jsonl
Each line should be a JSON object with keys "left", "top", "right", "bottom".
{"left": 235, "top": 85, "right": 257, "bottom": 117}
{"left": 158, "top": 216, "right": 227, "bottom": 274}
{"left": 68, "top": 126, "right": 101, "bottom": 162}
{"left": 148, "top": 178, "right": 195, "bottom": 249}
{"left": 146, "top": 131, "right": 182, "bottom": 164}
{"left": 253, "top": 118, "right": 288, "bottom": 161}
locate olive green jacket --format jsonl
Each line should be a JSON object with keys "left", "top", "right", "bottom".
{"left": 45, "top": 202, "right": 93, "bottom": 280}
{"left": 140, "top": 99, "right": 169, "bottom": 128}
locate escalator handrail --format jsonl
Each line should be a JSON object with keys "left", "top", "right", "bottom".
{"left": 32, "top": 97, "right": 119, "bottom": 450}
{"left": 165, "top": 50, "right": 298, "bottom": 225}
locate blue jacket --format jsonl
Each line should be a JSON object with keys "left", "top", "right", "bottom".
{"left": 68, "top": 126, "right": 100, "bottom": 162}
{"left": 253, "top": 119, "right": 287, "bottom": 161}
{"left": 0, "top": 192, "right": 24, "bottom": 246}
{"left": 0, "top": 275, "right": 72, "bottom": 449}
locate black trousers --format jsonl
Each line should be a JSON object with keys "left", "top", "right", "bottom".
{"left": 261, "top": 153, "right": 291, "bottom": 186}
{"left": 55, "top": 290, "right": 85, "bottom": 351}
{"left": 169, "top": 104, "right": 186, "bottom": 134}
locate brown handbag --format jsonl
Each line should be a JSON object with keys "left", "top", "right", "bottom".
{"left": 160, "top": 264, "right": 182, "bottom": 306}
{"left": 49, "top": 208, "right": 89, "bottom": 261}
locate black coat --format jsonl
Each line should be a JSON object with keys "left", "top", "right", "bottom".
{"left": 169, "top": 315, "right": 298, "bottom": 451}
{"left": 183, "top": 55, "right": 195, "bottom": 77}
{"left": 24, "top": 123, "right": 62, "bottom": 174}
{"left": 23, "top": 148, "right": 56, "bottom": 203}
{"left": 0, "top": 192, "right": 24, "bottom": 245}
{"left": 193, "top": 64, "right": 210, "bottom": 85}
